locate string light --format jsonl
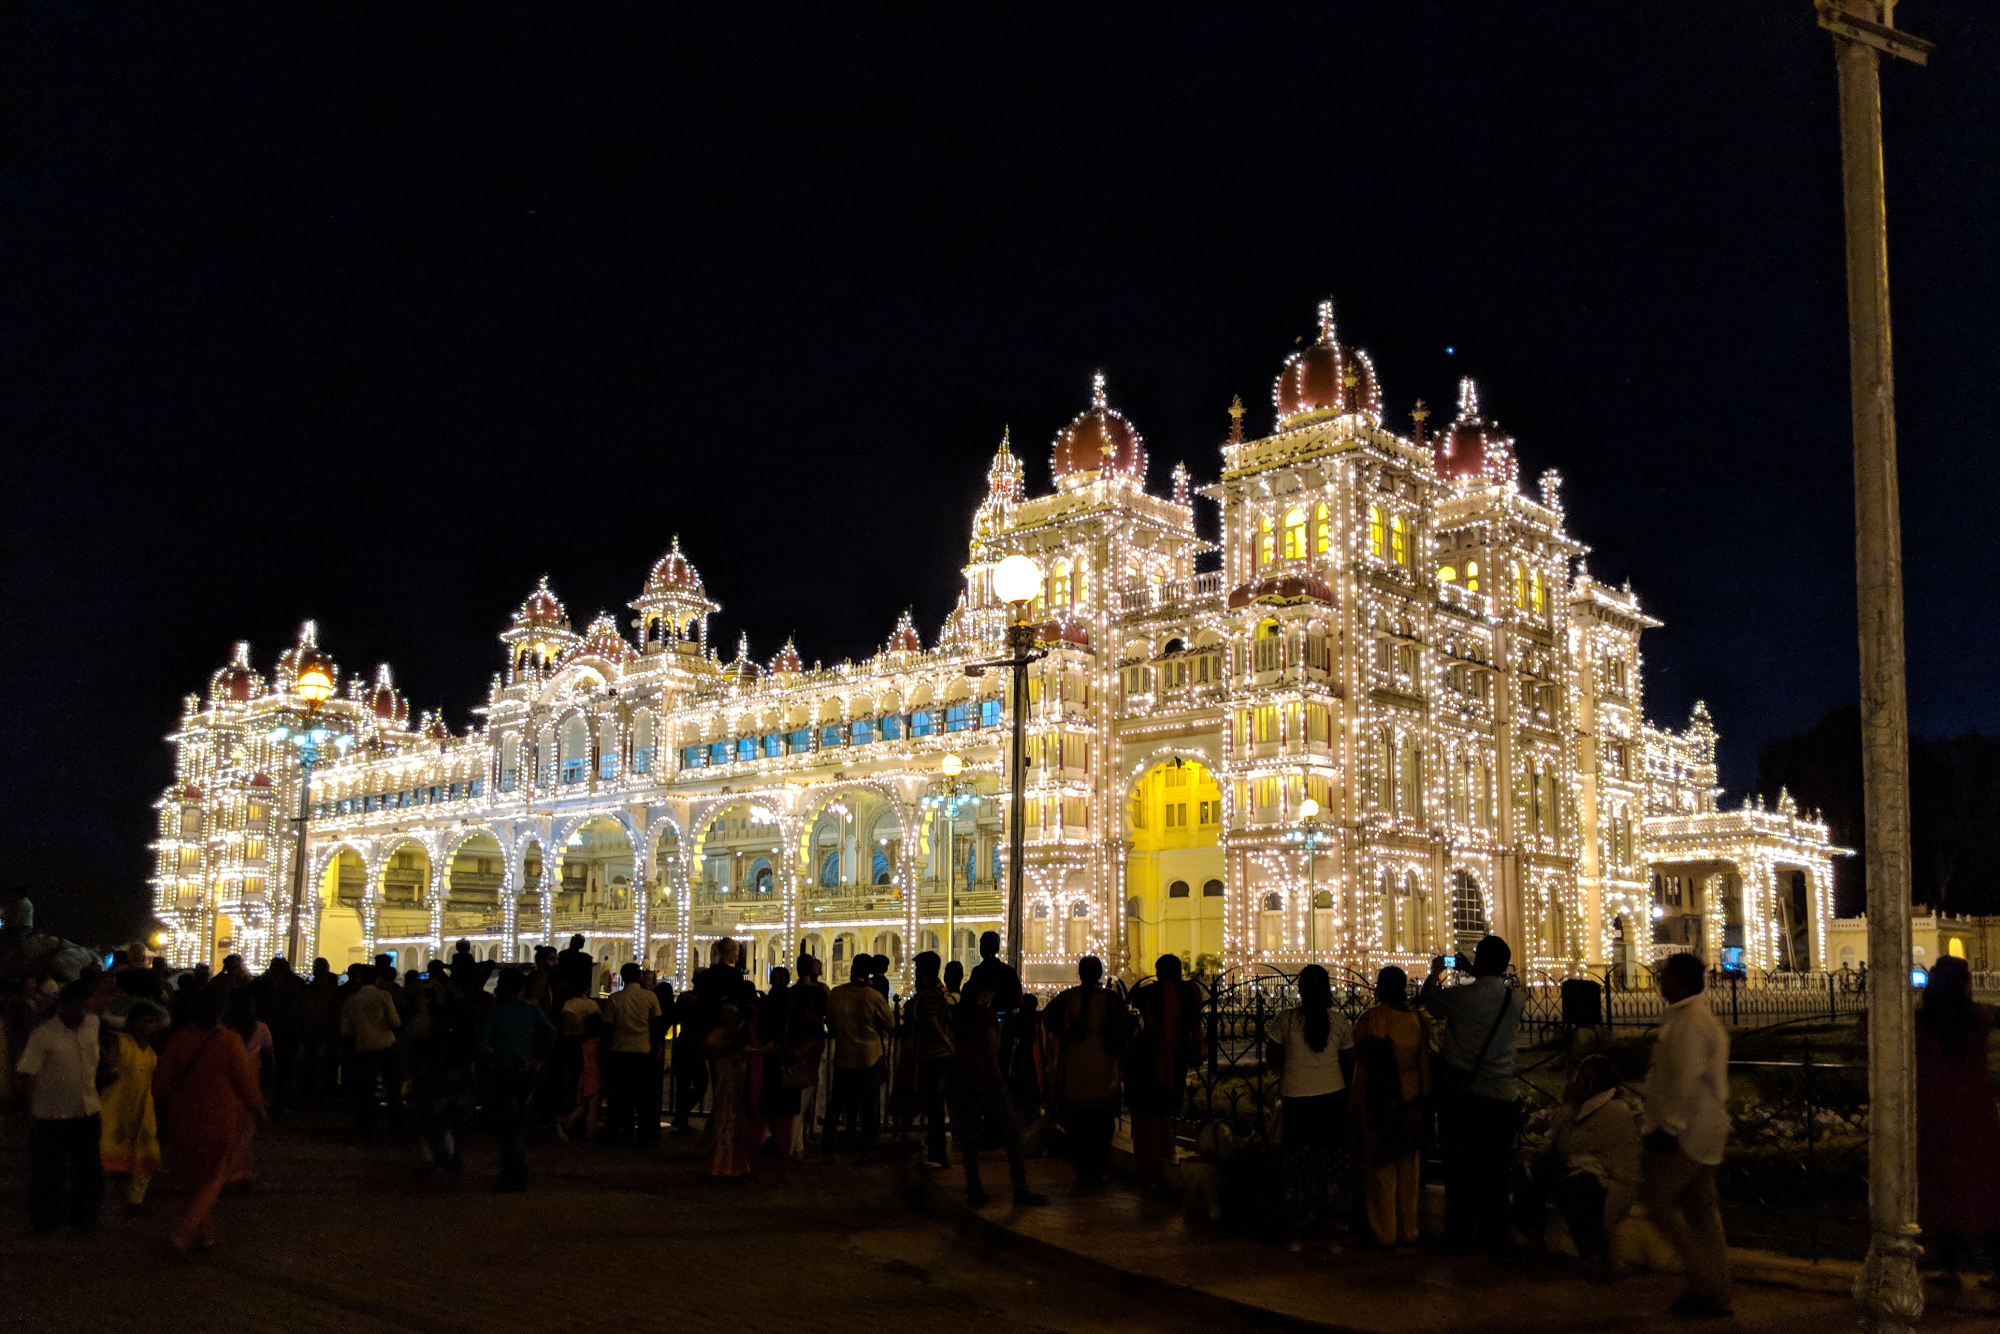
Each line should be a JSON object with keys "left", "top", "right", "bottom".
{"left": 152, "top": 301, "right": 1840, "bottom": 988}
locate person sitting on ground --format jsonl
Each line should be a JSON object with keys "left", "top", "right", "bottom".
{"left": 1532, "top": 1053, "right": 1640, "bottom": 1270}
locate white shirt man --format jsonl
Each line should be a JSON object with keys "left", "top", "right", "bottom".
{"left": 1638, "top": 956, "right": 1734, "bottom": 1317}
{"left": 1641, "top": 990, "right": 1731, "bottom": 1166}
{"left": 15, "top": 1009, "right": 101, "bottom": 1121}
{"left": 14, "top": 987, "right": 106, "bottom": 1231}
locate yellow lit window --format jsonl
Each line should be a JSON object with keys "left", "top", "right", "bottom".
{"left": 1514, "top": 563, "right": 1527, "bottom": 610}
{"left": 1313, "top": 502, "right": 1330, "bottom": 556}
{"left": 1282, "top": 507, "right": 1307, "bottom": 559}
{"left": 1050, "top": 559, "right": 1071, "bottom": 607}
{"left": 1072, "top": 562, "right": 1085, "bottom": 607}
{"left": 1367, "top": 505, "right": 1385, "bottom": 559}
{"left": 1530, "top": 568, "right": 1544, "bottom": 613}
{"left": 1465, "top": 560, "right": 1479, "bottom": 592}
{"left": 1390, "top": 513, "right": 1408, "bottom": 567}
{"left": 244, "top": 837, "right": 265, "bottom": 860}
{"left": 1439, "top": 565, "right": 1458, "bottom": 583}
{"left": 1253, "top": 705, "right": 1279, "bottom": 742}
{"left": 1258, "top": 515, "right": 1275, "bottom": 568}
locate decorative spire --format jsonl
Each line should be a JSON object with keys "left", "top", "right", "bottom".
{"left": 1316, "top": 298, "right": 1336, "bottom": 345}
{"left": 1227, "top": 394, "right": 1245, "bottom": 445}
{"left": 299, "top": 619, "right": 319, "bottom": 647}
{"left": 1171, "top": 461, "right": 1192, "bottom": 508}
{"left": 1458, "top": 377, "right": 1479, "bottom": 418}
{"left": 1411, "top": 399, "right": 1429, "bottom": 448}
{"left": 230, "top": 641, "right": 252, "bottom": 668}
{"left": 769, "top": 637, "right": 803, "bottom": 675}
{"left": 373, "top": 662, "right": 394, "bottom": 689}
{"left": 1091, "top": 370, "right": 1108, "bottom": 410}
{"left": 886, "top": 608, "right": 922, "bottom": 654}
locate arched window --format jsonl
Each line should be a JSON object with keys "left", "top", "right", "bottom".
{"left": 1127, "top": 895, "right": 1142, "bottom": 918}
{"left": 1513, "top": 562, "right": 1527, "bottom": 610}
{"left": 1050, "top": 558, "right": 1072, "bottom": 608}
{"left": 819, "top": 852, "right": 839, "bottom": 888}
{"left": 1313, "top": 502, "right": 1331, "bottom": 556}
{"left": 1381, "top": 868, "right": 1402, "bottom": 951}
{"left": 631, "top": 713, "right": 654, "bottom": 776}
{"left": 1258, "top": 514, "right": 1276, "bottom": 568}
{"left": 872, "top": 847, "right": 891, "bottom": 884}
{"left": 1390, "top": 513, "right": 1408, "bottom": 567}
{"left": 1202, "top": 879, "right": 1225, "bottom": 897}
{"left": 1439, "top": 565, "right": 1458, "bottom": 584}
{"left": 1263, "top": 891, "right": 1283, "bottom": 912}
{"left": 500, "top": 735, "right": 521, "bottom": 792}
{"left": 1404, "top": 870, "right": 1423, "bottom": 954}
{"left": 559, "top": 716, "right": 590, "bottom": 785}
{"left": 1065, "top": 901, "right": 1090, "bottom": 956}
{"left": 1530, "top": 568, "right": 1544, "bottom": 614}
{"left": 1168, "top": 880, "right": 1190, "bottom": 899}
{"left": 1367, "top": 504, "right": 1386, "bottom": 559}
{"left": 1072, "top": 561, "right": 1086, "bottom": 608}
{"left": 1452, "top": 870, "right": 1487, "bottom": 942}
{"left": 1282, "top": 507, "right": 1307, "bottom": 559}
{"left": 1464, "top": 559, "right": 1480, "bottom": 593}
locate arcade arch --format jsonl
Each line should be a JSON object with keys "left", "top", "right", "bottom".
{"left": 1124, "top": 757, "right": 1224, "bottom": 972}
{"left": 443, "top": 833, "right": 504, "bottom": 937}
{"left": 316, "top": 847, "right": 368, "bottom": 969}
{"left": 558, "top": 818, "right": 635, "bottom": 913}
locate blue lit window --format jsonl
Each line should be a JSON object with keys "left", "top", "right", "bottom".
{"left": 944, "top": 704, "right": 970, "bottom": 733}
{"left": 790, "top": 728, "right": 812, "bottom": 752}
{"left": 910, "top": 710, "right": 935, "bottom": 737}
{"left": 682, "top": 746, "right": 704, "bottom": 769}
{"left": 821, "top": 725, "right": 844, "bottom": 749}
{"left": 820, "top": 852, "right": 839, "bottom": 887}
{"left": 633, "top": 748, "right": 652, "bottom": 775}
{"left": 600, "top": 752, "right": 617, "bottom": 780}
{"left": 851, "top": 718, "right": 875, "bottom": 746}
{"left": 737, "top": 737, "right": 757, "bottom": 763}
{"left": 469, "top": 777, "right": 483, "bottom": 797}
{"left": 762, "top": 733, "right": 784, "bottom": 758}
{"left": 500, "top": 769, "right": 517, "bottom": 791}
{"left": 980, "top": 700, "right": 1002, "bottom": 728}
{"left": 879, "top": 714, "right": 902, "bottom": 741}
{"left": 561, "top": 756, "right": 586, "bottom": 784}
{"left": 708, "top": 742, "right": 730, "bottom": 766}
{"left": 872, "top": 848, "right": 891, "bottom": 884}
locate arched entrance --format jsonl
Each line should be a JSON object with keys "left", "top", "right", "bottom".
{"left": 377, "top": 840, "right": 432, "bottom": 948}
{"left": 443, "top": 833, "right": 504, "bottom": 944}
{"left": 1125, "top": 758, "right": 1225, "bottom": 973}
{"left": 558, "top": 819, "right": 634, "bottom": 915}
{"left": 1451, "top": 869, "right": 1487, "bottom": 953}
{"left": 316, "top": 848, "right": 368, "bottom": 970}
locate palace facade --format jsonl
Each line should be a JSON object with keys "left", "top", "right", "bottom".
{"left": 152, "top": 302, "right": 1841, "bottom": 989}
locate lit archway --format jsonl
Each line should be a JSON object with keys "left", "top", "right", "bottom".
{"left": 1124, "top": 757, "right": 1225, "bottom": 973}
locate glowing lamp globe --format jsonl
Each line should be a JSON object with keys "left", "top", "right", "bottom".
{"left": 993, "top": 554, "right": 1044, "bottom": 605}
{"left": 1298, "top": 798, "right": 1320, "bottom": 820}
{"left": 941, "top": 753, "right": 965, "bottom": 778}
{"left": 295, "top": 653, "right": 334, "bottom": 705}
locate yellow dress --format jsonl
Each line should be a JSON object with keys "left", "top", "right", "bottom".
{"left": 99, "top": 1032, "right": 161, "bottom": 1176}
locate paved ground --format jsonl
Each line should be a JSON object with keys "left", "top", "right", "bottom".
{"left": 5, "top": 1113, "right": 1992, "bottom": 1334}
{"left": 0, "top": 1113, "right": 1273, "bottom": 1334}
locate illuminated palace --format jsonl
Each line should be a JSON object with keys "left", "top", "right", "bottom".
{"left": 152, "top": 302, "right": 1841, "bottom": 989}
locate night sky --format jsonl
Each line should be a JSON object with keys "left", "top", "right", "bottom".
{"left": 5, "top": 4, "right": 1996, "bottom": 943}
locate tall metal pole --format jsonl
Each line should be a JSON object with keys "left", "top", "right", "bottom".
{"left": 285, "top": 753, "right": 313, "bottom": 966}
{"left": 1005, "top": 621, "right": 1033, "bottom": 972}
{"left": 943, "top": 799, "right": 956, "bottom": 969}
{"left": 1815, "top": 5, "right": 1930, "bottom": 1330}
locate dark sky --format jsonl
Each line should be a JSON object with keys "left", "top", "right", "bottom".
{"left": 5, "top": 3, "right": 1996, "bottom": 942}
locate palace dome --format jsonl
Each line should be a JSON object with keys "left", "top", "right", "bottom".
{"left": 643, "top": 537, "right": 704, "bottom": 596}
{"left": 367, "top": 664, "right": 408, "bottom": 728}
{"left": 580, "top": 612, "right": 634, "bottom": 664}
{"left": 209, "top": 642, "right": 260, "bottom": 704}
{"left": 1434, "top": 378, "right": 1518, "bottom": 487}
{"left": 769, "top": 638, "right": 804, "bottom": 675}
{"left": 1052, "top": 373, "right": 1146, "bottom": 487}
{"left": 423, "top": 712, "right": 450, "bottom": 741}
{"left": 1273, "top": 300, "right": 1381, "bottom": 429}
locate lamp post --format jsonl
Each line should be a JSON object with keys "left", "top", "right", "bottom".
{"left": 1813, "top": 6, "right": 1933, "bottom": 1331}
{"left": 971, "top": 554, "right": 1047, "bottom": 972}
{"left": 1284, "top": 797, "right": 1327, "bottom": 962}
{"left": 922, "top": 753, "right": 979, "bottom": 970}
{"left": 270, "top": 647, "right": 348, "bottom": 968}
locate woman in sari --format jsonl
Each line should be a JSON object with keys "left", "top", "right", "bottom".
{"left": 705, "top": 994, "right": 755, "bottom": 1178}
{"left": 1348, "top": 965, "right": 1432, "bottom": 1248}
{"left": 153, "top": 986, "right": 265, "bottom": 1257}
{"left": 99, "top": 1000, "right": 165, "bottom": 1215}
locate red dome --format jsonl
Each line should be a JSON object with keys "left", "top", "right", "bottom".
{"left": 1227, "top": 574, "right": 1335, "bottom": 609}
{"left": 885, "top": 609, "right": 922, "bottom": 654}
{"left": 1052, "top": 373, "right": 1146, "bottom": 486}
{"left": 208, "top": 642, "right": 262, "bottom": 704}
{"left": 367, "top": 664, "right": 408, "bottom": 727}
{"left": 248, "top": 772, "right": 273, "bottom": 790}
{"left": 580, "top": 612, "right": 634, "bottom": 664}
{"left": 514, "top": 578, "right": 569, "bottom": 629}
{"left": 1434, "top": 378, "right": 1518, "bottom": 487}
{"left": 769, "top": 638, "right": 804, "bottom": 675}
{"left": 643, "top": 537, "right": 703, "bottom": 596}
{"left": 424, "top": 713, "right": 449, "bottom": 741}
{"left": 1273, "top": 301, "right": 1382, "bottom": 428}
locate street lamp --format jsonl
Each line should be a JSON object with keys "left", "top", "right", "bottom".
{"left": 972, "top": 554, "right": 1046, "bottom": 972}
{"left": 1284, "top": 796, "right": 1328, "bottom": 962}
{"left": 270, "top": 645, "right": 352, "bottom": 968}
{"left": 921, "top": 752, "right": 980, "bottom": 970}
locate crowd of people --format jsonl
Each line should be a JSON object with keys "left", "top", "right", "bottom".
{"left": 6, "top": 927, "right": 1998, "bottom": 1316}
